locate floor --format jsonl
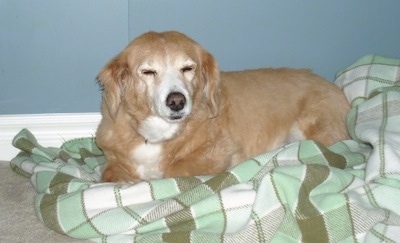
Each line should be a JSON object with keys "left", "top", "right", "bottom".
{"left": 0, "top": 161, "right": 88, "bottom": 242}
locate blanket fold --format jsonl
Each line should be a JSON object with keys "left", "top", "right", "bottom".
{"left": 10, "top": 54, "right": 400, "bottom": 242}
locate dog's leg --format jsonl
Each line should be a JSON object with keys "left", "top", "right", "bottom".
{"left": 297, "top": 93, "right": 350, "bottom": 146}
{"left": 102, "top": 160, "right": 141, "bottom": 183}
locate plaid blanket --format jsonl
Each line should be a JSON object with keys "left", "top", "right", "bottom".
{"left": 10, "top": 55, "right": 400, "bottom": 242}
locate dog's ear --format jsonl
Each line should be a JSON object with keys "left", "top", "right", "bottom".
{"left": 201, "top": 50, "right": 221, "bottom": 118}
{"left": 97, "top": 55, "right": 131, "bottom": 119}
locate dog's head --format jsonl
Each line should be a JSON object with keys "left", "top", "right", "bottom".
{"left": 98, "top": 31, "right": 220, "bottom": 143}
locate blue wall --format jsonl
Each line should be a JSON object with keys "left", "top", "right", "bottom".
{"left": 0, "top": 0, "right": 128, "bottom": 114}
{"left": 1, "top": 0, "right": 400, "bottom": 114}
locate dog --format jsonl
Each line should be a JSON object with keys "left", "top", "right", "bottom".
{"left": 96, "top": 31, "right": 350, "bottom": 183}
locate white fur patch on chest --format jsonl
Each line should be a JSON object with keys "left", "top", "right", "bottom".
{"left": 131, "top": 142, "right": 163, "bottom": 180}
{"left": 138, "top": 116, "right": 180, "bottom": 143}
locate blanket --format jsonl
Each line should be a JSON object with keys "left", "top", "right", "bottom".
{"left": 10, "top": 55, "right": 400, "bottom": 242}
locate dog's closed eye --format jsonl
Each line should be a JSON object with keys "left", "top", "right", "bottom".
{"left": 181, "top": 65, "right": 195, "bottom": 73}
{"left": 181, "top": 65, "right": 196, "bottom": 81}
{"left": 141, "top": 69, "right": 157, "bottom": 76}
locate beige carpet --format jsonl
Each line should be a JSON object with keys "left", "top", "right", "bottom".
{"left": 0, "top": 161, "right": 90, "bottom": 242}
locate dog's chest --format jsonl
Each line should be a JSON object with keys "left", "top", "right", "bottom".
{"left": 131, "top": 142, "right": 163, "bottom": 180}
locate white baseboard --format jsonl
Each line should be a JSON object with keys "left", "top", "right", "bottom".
{"left": 0, "top": 113, "right": 102, "bottom": 161}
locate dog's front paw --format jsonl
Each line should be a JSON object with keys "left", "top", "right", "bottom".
{"left": 102, "top": 164, "right": 142, "bottom": 183}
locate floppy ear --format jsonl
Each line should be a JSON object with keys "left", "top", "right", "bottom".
{"left": 201, "top": 50, "right": 221, "bottom": 118}
{"left": 97, "top": 55, "right": 131, "bottom": 119}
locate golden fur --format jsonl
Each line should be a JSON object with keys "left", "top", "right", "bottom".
{"left": 96, "top": 31, "right": 350, "bottom": 183}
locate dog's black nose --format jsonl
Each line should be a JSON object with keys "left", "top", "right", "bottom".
{"left": 166, "top": 92, "right": 186, "bottom": 111}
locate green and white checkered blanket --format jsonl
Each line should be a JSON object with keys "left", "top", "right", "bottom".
{"left": 10, "top": 55, "right": 400, "bottom": 242}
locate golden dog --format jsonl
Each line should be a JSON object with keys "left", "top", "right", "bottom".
{"left": 96, "top": 31, "right": 349, "bottom": 183}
